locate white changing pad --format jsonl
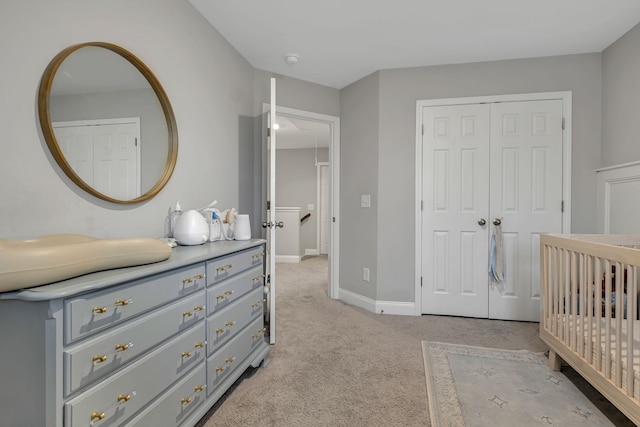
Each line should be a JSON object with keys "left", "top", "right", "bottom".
{"left": 0, "top": 234, "right": 172, "bottom": 292}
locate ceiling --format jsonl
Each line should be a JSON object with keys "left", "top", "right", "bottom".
{"left": 275, "top": 115, "right": 330, "bottom": 150}
{"left": 190, "top": 0, "right": 640, "bottom": 90}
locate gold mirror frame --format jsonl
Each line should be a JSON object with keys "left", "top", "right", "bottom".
{"left": 38, "top": 42, "right": 178, "bottom": 204}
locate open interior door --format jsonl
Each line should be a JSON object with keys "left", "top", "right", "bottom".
{"left": 264, "top": 78, "right": 277, "bottom": 344}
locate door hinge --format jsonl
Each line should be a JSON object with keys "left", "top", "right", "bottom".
{"left": 266, "top": 274, "right": 271, "bottom": 284}
{"left": 421, "top": 200, "right": 423, "bottom": 211}
{"left": 421, "top": 124, "right": 424, "bottom": 136}
{"left": 134, "top": 137, "right": 138, "bottom": 147}
{"left": 267, "top": 127, "right": 271, "bottom": 137}
{"left": 420, "top": 277, "right": 423, "bottom": 287}
{"left": 332, "top": 217, "right": 336, "bottom": 223}
{"left": 267, "top": 200, "right": 271, "bottom": 210}
{"left": 562, "top": 118, "right": 565, "bottom": 130}
{"left": 561, "top": 200, "right": 564, "bottom": 212}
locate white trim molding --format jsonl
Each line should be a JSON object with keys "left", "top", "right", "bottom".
{"left": 338, "top": 289, "right": 417, "bottom": 316}
{"left": 596, "top": 161, "right": 640, "bottom": 234}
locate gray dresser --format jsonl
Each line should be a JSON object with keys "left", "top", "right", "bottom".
{"left": 0, "top": 240, "right": 270, "bottom": 427}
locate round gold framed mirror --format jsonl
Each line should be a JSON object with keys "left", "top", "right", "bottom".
{"left": 38, "top": 42, "right": 178, "bottom": 204}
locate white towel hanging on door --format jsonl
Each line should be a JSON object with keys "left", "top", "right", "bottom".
{"left": 489, "top": 222, "right": 504, "bottom": 283}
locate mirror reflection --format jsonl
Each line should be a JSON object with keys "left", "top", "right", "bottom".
{"left": 38, "top": 43, "right": 178, "bottom": 203}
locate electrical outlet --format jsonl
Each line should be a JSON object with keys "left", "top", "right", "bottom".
{"left": 363, "top": 267, "right": 370, "bottom": 282}
{"left": 308, "top": 204, "right": 314, "bottom": 210}
{"left": 361, "top": 194, "right": 371, "bottom": 208}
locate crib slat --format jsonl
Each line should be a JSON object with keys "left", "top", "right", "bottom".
{"left": 564, "top": 249, "right": 570, "bottom": 344}
{"left": 571, "top": 251, "right": 578, "bottom": 351}
{"left": 605, "top": 259, "right": 612, "bottom": 381}
{"left": 615, "top": 261, "right": 623, "bottom": 388}
{"left": 626, "top": 266, "right": 635, "bottom": 398}
{"left": 586, "top": 254, "right": 594, "bottom": 365}
{"left": 595, "top": 258, "right": 603, "bottom": 372}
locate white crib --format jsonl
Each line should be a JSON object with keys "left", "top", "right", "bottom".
{"left": 540, "top": 234, "right": 640, "bottom": 423}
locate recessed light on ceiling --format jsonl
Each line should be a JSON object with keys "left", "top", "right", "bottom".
{"left": 284, "top": 53, "right": 300, "bottom": 65}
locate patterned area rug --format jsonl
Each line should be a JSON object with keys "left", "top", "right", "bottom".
{"left": 422, "top": 342, "right": 615, "bottom": 426}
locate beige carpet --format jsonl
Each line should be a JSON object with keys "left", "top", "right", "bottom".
{"left": 197, "top": 256, "right": 632, "bottom": 426}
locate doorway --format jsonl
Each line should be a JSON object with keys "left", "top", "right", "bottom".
{"left": 261, "top": 105, "right": 341, "bottom": 299}
{"left": 415, "top": 92, "right": 572, "bottom": 321}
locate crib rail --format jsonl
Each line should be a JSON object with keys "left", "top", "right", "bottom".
{"left": 540, "top": 234, "right": 640, "bottom": 422}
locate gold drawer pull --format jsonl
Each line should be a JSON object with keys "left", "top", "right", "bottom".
{"left": 252, "top": 299, "right": 265, "bottom": 309}
{"left": 195, "top": 341, "right": 206, "bottom": 348}
{"left": 225, "top": 321, "right": 235, "bottom": 327}
{"left": 114, "top": 299, "right": 131, "bottom": 306}
{"left": 181, "top": 397, "right": 191, "bottom": 405}
{"left": 115, "top": 343, "right": 131, "bottom": 352}
{"left": 92, "top": 306, "right": 108, "bottom": 314}
{"left": 117, "top": 393, "right": 131, "bottom": 403}
{"left": 181, "top": 351, "right": 192, "bottom": 358}
{"left": 194, "top": 305, "right": 204, "bottom": 312}
{"left": 216, "top": 295, "right": 225, "bottom": 300}
{"left": 216, "top": 264, "right": 233, "bottom": 272}
{"left": 183, "top": 311, "right": 194, "bottom": 318}
{"left": 225, "top": 357, "right": 236, "bottom": 364}
{"left": 224, "top": 290, "right": 234, "bottom": 296}
{"left": 182, "top": 278, "right": 193, "bottom": 284}
{"left": 252, "top": 328, "right": 267, "bottom": 340}
{"left": 215, "top": 328, "right": 225, "bottom": 335}
{"left": 195, "top": 385, "right": 205, "bottom": 392}
{"left": 252, "top": 274, "right": 265, "bottom": 282}
{"left": 92, "top": 354, "right": 108, "bottom": 364}
{"left": 91, "top": 411, "right": 106, "bottom": 421}
{"left": 252, "top": 252, "right": 264, "bottom": 259}
{"left": 215, "top": 366, "right": 225, "bottom": 373}
{"left": 194, "top": 273, "right": 205, "bottom": 280}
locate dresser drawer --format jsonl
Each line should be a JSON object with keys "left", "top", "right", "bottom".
{"left": 64, "top": 263, "right": 206, "bottom": 344}
{"left": 64, "top": 322, "right": 205, "bottom": 427}
{"left": 207, "top": 286, "right": 263, "bottom": 357}
{"left": 206, "top": 247, "right": 264, "bottom": 286}
{"left": 64, "top": 290, "right": 206, "bottom": 396}
{"left": 207, "top": 265, "right": 264, "bottom": 314}
{"left": 206, "top": 316, "right": 265, "bottom": 394}
{"left": 123, "top": 364, "right": 206, "bottom": 427}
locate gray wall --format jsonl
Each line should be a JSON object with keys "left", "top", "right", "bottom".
{"left": 602, "top": 22, "right": 640, "bottom": 167}
{"left": 275, "top": 148, "right": 329, "bottom": 254}
{"left": 0, "top": 0, "right": 254, "bottom": 239}
{"left": 340, "top": 72, "right": 381, "bottom": 300}
{"left": 340, "top": 54, "right": 602, "bottom": 303}
{"left": 253, "top": 70, "right": 341, "bottom": 117}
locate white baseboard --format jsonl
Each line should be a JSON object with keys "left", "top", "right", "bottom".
{"left": 275, "top": 255, "right": 301, "bottom": 263}
{"left": 304, "top": 249, "right": 319, "bottom": 256}
{"left": 337, "top": 289, "right": 418, "bottom": 316}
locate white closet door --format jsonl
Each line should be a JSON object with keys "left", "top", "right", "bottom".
{"left": 54, "top": 126, "right": 94, "bottom": 185}
{"left": 488, "top": 100, "right": 563, "bottom": 321}
{"left": 93, "top": 123, "right": 140, "bottom": 200}
{"left": 421, "top": 99, "right": 564, "bottom": 321}
{"left": 421, "top": 104, "right": 491, "bottom": 317}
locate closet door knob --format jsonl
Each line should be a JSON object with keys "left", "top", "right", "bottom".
{"left": 478, "top": 219, "right": 486, "bottom": 226}
{"left": 493, "top": 218, "right": 501, "bottom": 226}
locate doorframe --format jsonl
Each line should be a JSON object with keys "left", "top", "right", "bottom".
{"left": 317, "top": 161, "right": 330, "bottom": 255}
{"left": 414, "top": 91, "right": 572, "bottom": 315}
{"left": 261, "top": 104, "right": 341, "bottom": 300}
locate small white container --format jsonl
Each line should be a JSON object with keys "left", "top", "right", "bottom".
{"left": 234, "top": 214, "right": 251, "bottom": 240}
